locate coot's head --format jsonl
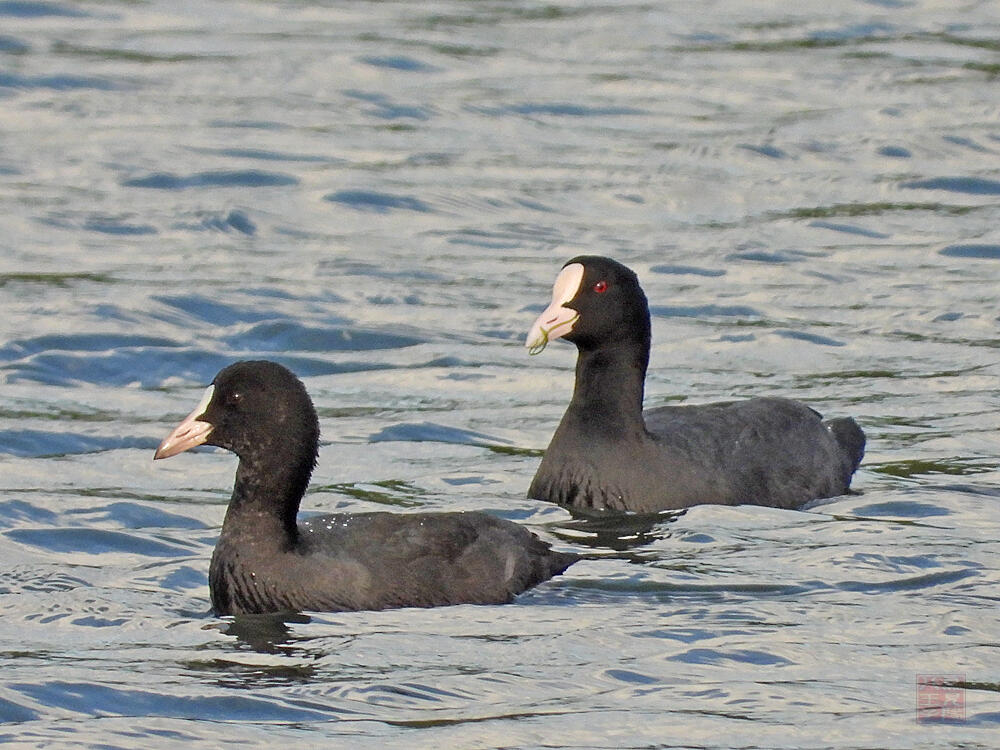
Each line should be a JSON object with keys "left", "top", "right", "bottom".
{"left": 526, "top": 256, "right": 649, "bottom": 354}
{"left": 154, "top": 360, "right": 319, "bottom": 470}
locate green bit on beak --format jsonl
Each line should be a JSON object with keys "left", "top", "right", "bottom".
{"left": 528, "top": 329, "right": 550, "bottom": 356}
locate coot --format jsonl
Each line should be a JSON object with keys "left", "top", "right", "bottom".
{"left": 154, "top": 360, "right": 577, "bottom": 615}
{"left": 525, "top": 256, "right": 864, "bottom": 513}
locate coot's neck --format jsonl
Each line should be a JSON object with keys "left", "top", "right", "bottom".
{"left": 567, "top": 336, "right": 649, "bottom": 435}
{"left": 222, "top": 451, "right": 312, "bottom": 547}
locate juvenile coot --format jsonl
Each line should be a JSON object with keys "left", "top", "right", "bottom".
{"left": 154, "top": 360, "right": 577, "bottom": 615}
{"left": 525, "top": 256, "right": 865, "bottom": 513}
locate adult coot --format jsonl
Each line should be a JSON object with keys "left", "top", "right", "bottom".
{"left": 525, "top": 256, "right": 865, "bottom": 513}
{"left": 154, "top": 360, "right": 577, "bottom": 615}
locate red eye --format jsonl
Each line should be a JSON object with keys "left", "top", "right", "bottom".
{"left": 593, "top": 280, "right": 608, "bottom": 293}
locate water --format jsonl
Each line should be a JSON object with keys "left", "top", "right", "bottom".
{"left": 1, "top": 0, "right": 999, "bottom": 747}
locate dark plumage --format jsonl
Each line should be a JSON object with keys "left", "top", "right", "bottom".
{"left": 154, "top": 360, "right": 577, "bottom": 615}
{"left": 525, "top": 256, "right": 865, "bottom": 513}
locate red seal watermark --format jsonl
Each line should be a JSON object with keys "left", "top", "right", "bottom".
{"left": 916, "top": 674, "right": 965, "bottom": 723}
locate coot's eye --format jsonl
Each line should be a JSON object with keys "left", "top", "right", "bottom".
{"left": 593, "top": 280, "right": 608, "bottom": 293}
{"left": 227, "top": 392, "right": 242, "bottom": 406}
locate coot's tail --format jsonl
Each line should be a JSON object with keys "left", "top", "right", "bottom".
{"left": 548, "top": 550, "right": 581, "bottom": 577}
{"left": 517, "top": 547, "right": 578, "bottom": 599}
{"left": 826, "top": 417, "right": 865, "bottom": 474}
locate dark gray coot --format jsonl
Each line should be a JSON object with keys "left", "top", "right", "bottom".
{"left": 154, "top": 360, "right": 578, "bottom": 615}
{"left": 525, "top": 256, "right": 865, "bottom": 513}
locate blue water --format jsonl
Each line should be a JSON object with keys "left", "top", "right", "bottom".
{"left": 2, "top": 1, "right": 999, "bottom": 747}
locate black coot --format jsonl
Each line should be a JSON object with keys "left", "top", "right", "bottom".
{"left": 154, "top": 360, "right": 577, "bottom": 615}
{"left": 525, "top": 256, "right": 865, "bottom": 513}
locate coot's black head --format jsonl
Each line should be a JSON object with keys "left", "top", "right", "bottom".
{"left": 154, "top": 360, "right": 319, "bottom": 473}
{"left": 526, "top": 256, "right": 649, "bottom": 354}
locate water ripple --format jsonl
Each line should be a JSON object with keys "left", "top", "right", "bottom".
{"left": 82, "top": 218, "right": 158, "bottom": 236}
{"left": 726, "top": 249, "right": 805, "bottom": 264}
{"left": 0, "top": 695, "right": 37, "bottom": 723}
{"left": 651, "top": 304, "right": 761, "bottom": 319}
{"left": 2, "top": 348, "right": 397, "bottom": 387}
{"left": 649, "top": 264, "right": 726, "bottom": 277}
{"left": 194, "top": 209, "right": 256, "bottom": 235}
{"left": 851, "top": 500, "right": 951, "bottom": 518}
{"left": 358, "top": 55, "right": 438, "bottom": 72}
{"left": 0, "top": 500, "right": 58, "bottom": 527}
{"left": 5, "top": 528, "right": 193, "bottom": 558}
{"left": 666, "top": 648, "right": 794, "bottom": 667}
{"left": 939, "top": 244, "right": 1000, "bottom": 260}
{"left": 772, "top": 329, "right": 846, "bottom": 347}
{"left": 223, "top": 321, "right": 425, "bottom": 352}
{"left": 808, "top": 220, "right": 891, "bottom": 239}
{"left": 368, "top": 422, "right": 511, "bottom": 447}
{"left": 738, "top": 143, "right": 787, "bottom": 159}
{"left": 152, "top": 295, "right": 275, "bottom": 326}
{"left": 900, "top": 176, "right": 1000, "bottom": 195}
{"left": 0, "top": 333, "right": 179, "bottom": 360}
{"left": 69, "top": 502, "right": 209, "bottom": 531}
{"left": 0, "top": 35, "right": 29, "bottom": 54}
{"left": 0, "top": 72, "right": 118, "bottom": 90}
{"left": 343, "top": 89, "right": 433, "bottom": 120}
{"left": 0, "top": 430, "right": 154, "bottom": 457}
{"left": 0, "top": 1, "right": 89, "bottom": 18}
{"left": 191, "top": 147, "right": 334, "bottom": 164}
{"left": 11, "top": 682, "right": 335, "bottom": 721}
{"left": 324, "top": 190, "right": 432, "bottom": 213}
{"left": 122, "top": 171, "right": 298, "bottom": 190}
{"left": 506, "top": 102, "right": 645, "bottom": 117}
{"left": 834, "top": 568, "right": 979, "bottom": 593}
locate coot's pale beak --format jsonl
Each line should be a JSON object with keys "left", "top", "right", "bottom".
{"left": 154, "top": 385, "right": 215, "bottom": 460}
{"left": 526, "top": 262, "right": 584, "bottom": 355}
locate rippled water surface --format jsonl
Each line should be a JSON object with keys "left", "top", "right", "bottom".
{"left": 2, "top": 1, "right": 999, "bottom": 747}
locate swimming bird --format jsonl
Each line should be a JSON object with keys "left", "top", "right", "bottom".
{"left": 154, "top": 360, "right": 577, "bottom": 615}
{"left": 525, "top": 256, "right": 865, "bottom": 513}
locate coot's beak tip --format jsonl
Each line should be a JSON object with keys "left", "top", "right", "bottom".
{"left": 153, "top": 385, "right": 216, "bottom": 461}
{"left": 525, "top": 263, "right": 585, "bottom": 354}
